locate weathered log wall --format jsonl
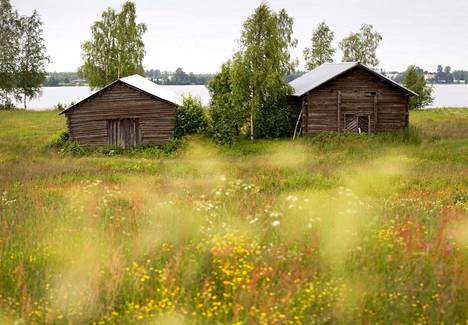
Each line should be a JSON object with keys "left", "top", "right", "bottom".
{"left": 299, "top": 66, "right": 409, "bottom": 134}
{"left": 64, "top": 82, "right": 176, "bottom": 146}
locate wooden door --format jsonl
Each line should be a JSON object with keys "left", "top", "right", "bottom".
{"left": 107, "top": 119, "right": 141, "bottom": 148}
{"left": 341, "top": 91, "right": 376, "bottom": 133}
{"left": 344, "top": 114, "right": 370, "bottom": 133}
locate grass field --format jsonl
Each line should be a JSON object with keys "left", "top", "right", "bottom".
{"left": 0, "top": 108, "right": 467, "bottom": 324}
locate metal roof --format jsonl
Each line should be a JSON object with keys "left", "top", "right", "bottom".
{"left": 60, "top": 74, "right": 182, "bottom": 115}
{"left": 289, "top": 62, "right": 418, "bottom": 97}
{"left": 120, "top": 74, "right": 182, "bottom": 106}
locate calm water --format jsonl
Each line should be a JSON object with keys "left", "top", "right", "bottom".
{"left": 18, "top": 84, "right": 468, "bottom": 110}
{"left": 21, "top": 85, "right": 211, "bottom": 110}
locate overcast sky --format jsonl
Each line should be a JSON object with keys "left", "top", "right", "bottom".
{"left": 12, "top": 0, "right": 468, "bottom": 73}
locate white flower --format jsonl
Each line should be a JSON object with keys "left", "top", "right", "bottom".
{"left": 249, "top": 217, "right": 259, "bottom": 224}
{"left": 271, "top": 220, "right": 281, "bottom": 227}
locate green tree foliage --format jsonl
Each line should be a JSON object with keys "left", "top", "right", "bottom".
{"left": 16, "top": 11, "right": 49, "bottom": 109}
{"left": 230, "top": 2, "right": 297, "bottom": 140}
{"left": 0, "top": 0, "right": 48, "bottom": 109}
{"left": 174, "top": 95, "right": 207, "bottom": 138}
{"left": 303, "top": 21, "right": 335, "bottom": 70}
{"left": 339, "top": 24, "right": 382, "bottom": 67}
{"left": 403, "top": 65, "right": 433, "bottom": 110}
{"left": 452, "top": 70, "right": 468, "bottom": 83}
{"left": 208, "top": 61, "right": 244, "bottom": 144}
{"left": 79, "top": 1, "right": 146, "bottom": 89}
{"left": 145, "top": 68, "right": 213, "bottom": 85}
{"left": 0, "top": 0, "right": 20, "bottom": 106}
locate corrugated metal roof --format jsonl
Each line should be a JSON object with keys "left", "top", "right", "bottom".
{"left": 60, "top": 74, "right": 182, "bottom": 115}
{"left": 289, "top": 62, "right": 418, "bottom": 97}
{"left": 120, "top": 74, "right": 182, "bottom": 106}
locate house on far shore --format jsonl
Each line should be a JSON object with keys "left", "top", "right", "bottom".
{"left": 289, "top": 62, "right": 418, "bottom": 135}
{"left": 60, "top": 75, "right": 182, "bottom": 148}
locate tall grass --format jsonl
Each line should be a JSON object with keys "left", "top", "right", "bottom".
{"left": 0, "top": 109, "right": 467, "bottom": 324}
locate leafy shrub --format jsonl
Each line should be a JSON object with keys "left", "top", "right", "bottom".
{"left": 49, "top": 130, "right": 70, "bottom": 147}
{"left": 174, "top": 95, "right": 207, "bottom": 138}
{"left": 207, "top": 61, "right": 242, "bottom": 145}
{"left": 54, "top": 103, "right": 66, "bottom": 111}
{"left": 49, "top": 129, "right": 184, "bottom": 157}
{"left": 0, "top": 101, "right": 17, "bottom": 110}
{"left": 53, "top": 101, "right": 75, "bottom": 112}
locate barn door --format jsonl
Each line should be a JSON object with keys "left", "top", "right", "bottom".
{"left": 107, "top": 119, "right": 141, "bottom": 148}
{"left": 344, "top": 114, "right": 370, "bottom": 133}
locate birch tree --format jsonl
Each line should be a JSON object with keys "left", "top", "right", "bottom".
{"left": 16, "top": 11, "right": 49, "bottom": 109}
{"left": 231, "top": 3, "right": 297, "bottom": 140}
{"left": 303, "top": 21, "right": 335, "bottom": 70}
{"left": 79, "top": 1, "right": 146, "bottom": 89}
{"left": 0, "top": 0, "right": 20, "bottom": 106}
{"left": 339, "top": 24, "right": 382, "bottom": 67}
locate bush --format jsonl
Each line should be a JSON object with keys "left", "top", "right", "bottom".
{"left": 53, "top": 102, "right": 66, "bottom": 111}
{"left": 0, "top": 101, "right": 17, "bottom": 110}
{"left": 174, "top": 95, "right": 208, "bottom": 138}
{"left": 53, "top": 101, "right": 75, "bottom": 112}
{"left": 49, "top": 130, "right": 184, "bottom": 157}
{"left": 49, "top": 130, "right": 70, "bottom": 147}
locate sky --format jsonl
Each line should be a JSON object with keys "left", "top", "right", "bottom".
{"left": 12, "top": 0, "right": 468, "bottom": 73}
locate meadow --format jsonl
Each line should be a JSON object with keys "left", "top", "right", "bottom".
{"left": 0, "top": 108, "right": 466, "bottom": 324}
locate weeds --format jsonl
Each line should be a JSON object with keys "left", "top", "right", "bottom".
{"left": 0, "top": 108, "right": 466, "bottom": 324}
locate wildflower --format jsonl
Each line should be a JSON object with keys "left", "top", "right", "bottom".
{"left": 271, "top": 220, "right": 280, "bottom": 227}
{"left": 270, "top": 211, "right": 281, "bottom": 218}
{"left": 286, "top": 195, "right": 298, "bottom": 202}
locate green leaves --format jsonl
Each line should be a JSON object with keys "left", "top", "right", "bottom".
{"left": 220, "top": 3, "right": 297, "bottom": 140}
{"left": 0, "top": 0, "right": 48, "bottom": 109}
{"left": 174, "top": 95, "right": 208, "bottom": 138}
{"left": 403, "top": 65, "right": 434, "bottom": 110}
{"left": 339, "top": 24, "right": 382, "bottom": 67}
{"left": 303, "top": 21, "right": 335, "bottom": 70}
{"left": 78, "top": 1, "right": 146, "bottom": 89}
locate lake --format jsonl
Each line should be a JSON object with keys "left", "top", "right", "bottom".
{"left": 20, "top": 85, "right": 211, "bottom": 110}
{"left": 17, "top": 84, "right": 468, "bottom": 110}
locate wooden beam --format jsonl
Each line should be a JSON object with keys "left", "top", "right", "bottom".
{"left": 337, "top": 91, "right": 342, "bottom": 133}
{"left": 303, "top": 94, "right": 309, "bottom": 134}
{"left": 373, "top": 93, "right": 378, "bottom": 133}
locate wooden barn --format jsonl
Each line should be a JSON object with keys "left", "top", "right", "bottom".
{"left": 60, "top": 74, "right": 182, "bottom": 147}
{"left": 289, "top": 62, "right": 417, "bottom": 135}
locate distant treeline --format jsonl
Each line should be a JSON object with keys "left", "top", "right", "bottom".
{"left": 43, "top": 72, "right": 83, "bottom": 86}
{"left": 43, "top": 68, "right": 215, "bottom": 86}
{"left": 43, "top": 69, "right": 307, "bottom": 87}
{"left": 145, "top": 68, "right": 213, "bottom": 85}
{"left": 388, "top": 65, "right": 468, "bottom": 84}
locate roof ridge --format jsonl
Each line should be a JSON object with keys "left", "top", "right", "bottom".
{"left": 289, "top": 62, "right": 417, "bottom": 97}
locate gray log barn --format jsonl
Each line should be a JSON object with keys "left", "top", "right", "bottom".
{"left": 289, "top": 62, "right": 418, "bottom": 136}
{"left": 60, "top": 75, "right": 182, "bottom": 148}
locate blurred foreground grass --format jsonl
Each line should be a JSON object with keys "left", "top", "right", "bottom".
{"left": 0, "top": 108, "right": 467, "bottom": 324}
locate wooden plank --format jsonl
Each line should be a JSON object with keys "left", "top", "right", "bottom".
{"left": 337, "top": 91, "right": 341, "bottom": 132}
{"left": 66, "top": 82, "right": 176, "bottom": 146}
{"left": 301, "top": 65, "right": 409, "bottom": 134}
{"left": 373, "top": 93, "right": 378, "bottom": 133}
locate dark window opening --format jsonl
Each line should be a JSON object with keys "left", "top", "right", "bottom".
{"left": 345, "top": 114, "right": 371, "bottom": 133}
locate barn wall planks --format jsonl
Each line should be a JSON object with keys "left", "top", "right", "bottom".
{"left": 295, "top": 66, "right": 409, "bottom": 134}
{"left": 64, "top": 82, "right": 177, "bottom": 146}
